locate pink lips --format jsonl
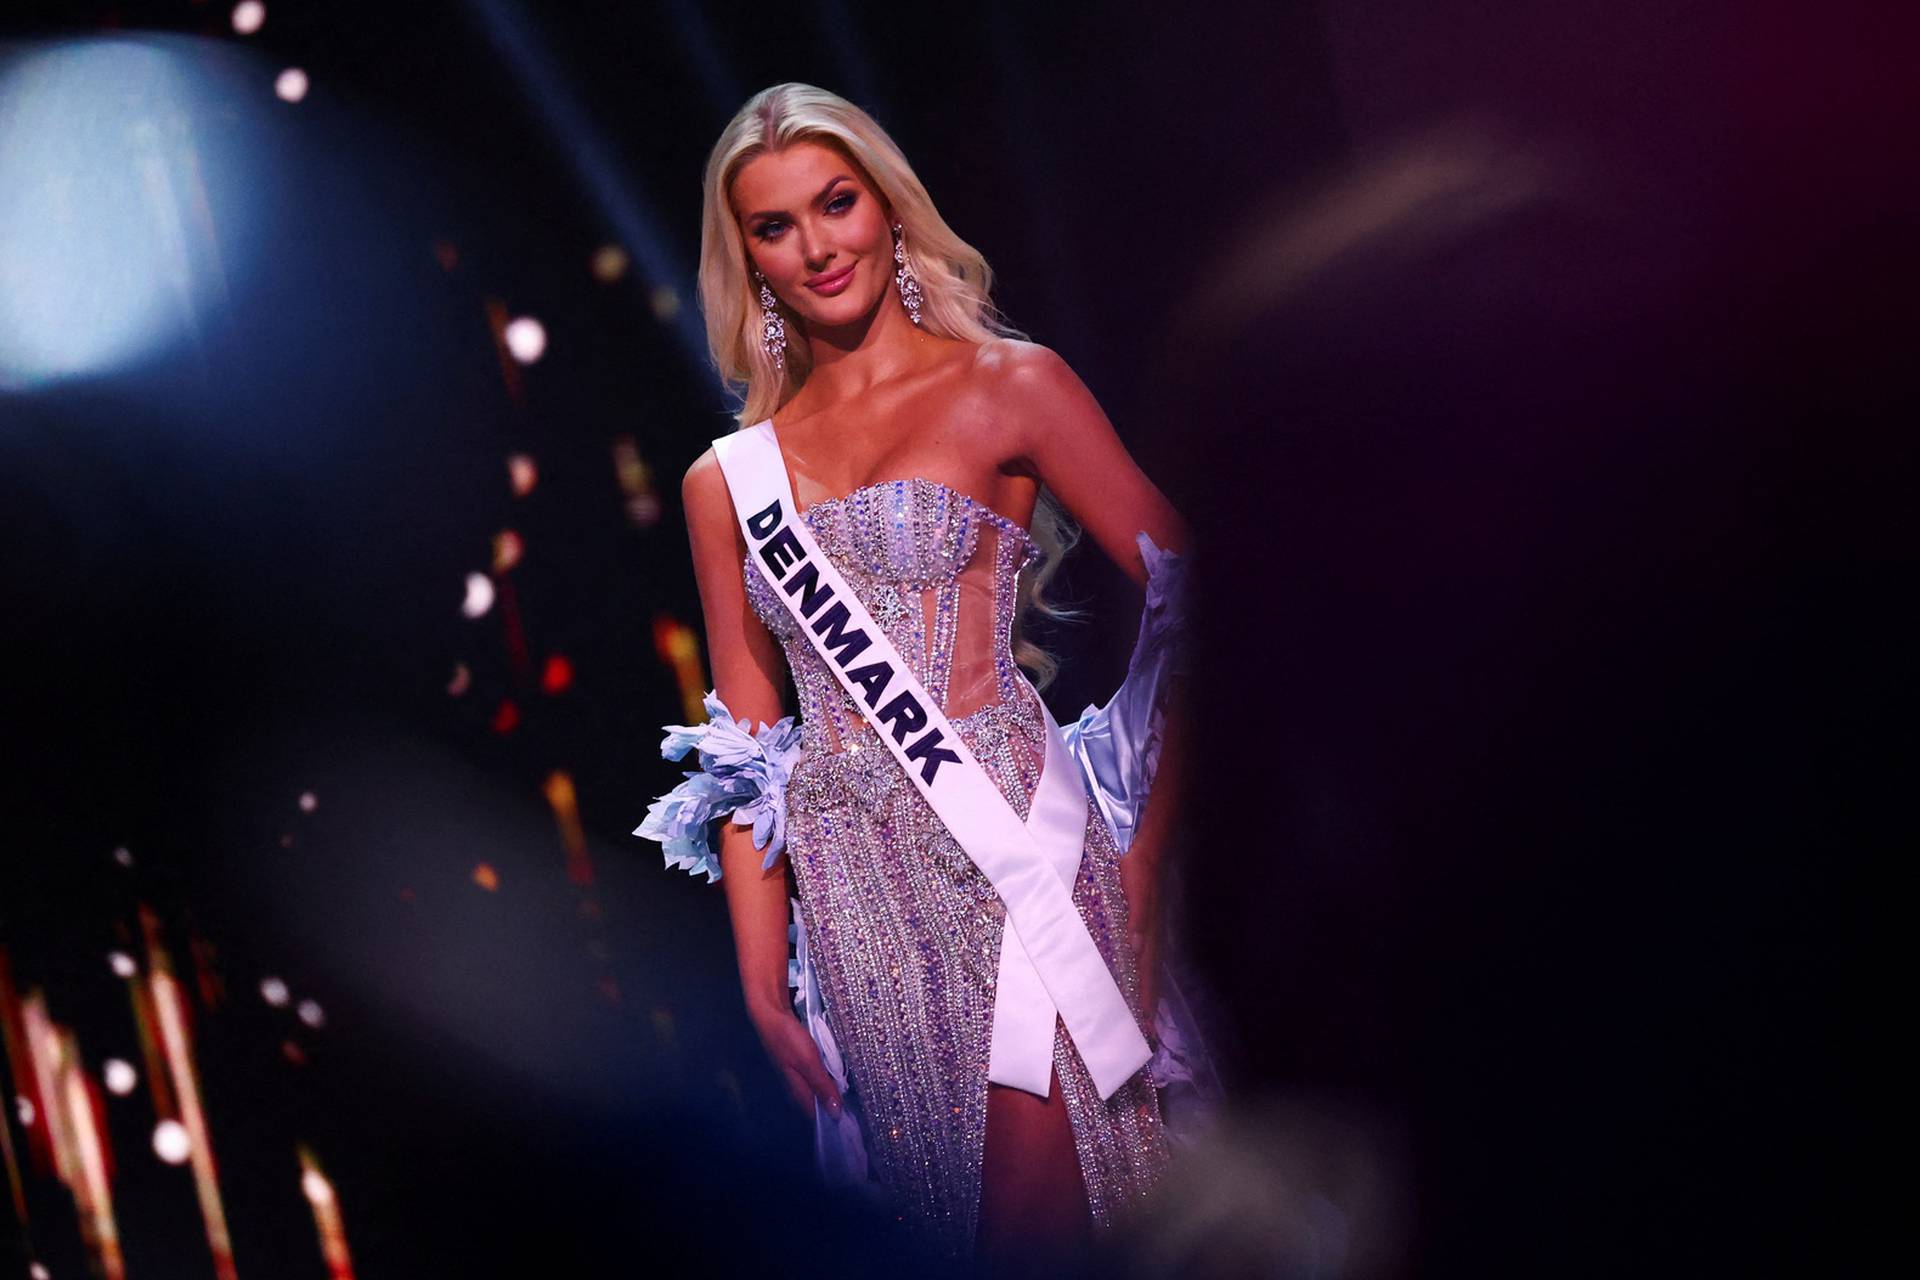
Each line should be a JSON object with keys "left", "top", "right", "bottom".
{"left": 806, "top": 263, "right": 856, "bottom": 295}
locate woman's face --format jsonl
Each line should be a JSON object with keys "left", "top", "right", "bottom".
{"left": 730, "top": 139, "right": 894, "bottom": 333}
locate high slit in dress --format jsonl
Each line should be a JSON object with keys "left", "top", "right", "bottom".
{"left": 643, "top": 474, "right": 1186, "bottom": 1258}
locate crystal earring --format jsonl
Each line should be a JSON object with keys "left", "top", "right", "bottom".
{"left": 892, "top": 223, "right": 923, "bottom": 326}
{"left": 754, "top": 269, "right": 788, "bottom": 373}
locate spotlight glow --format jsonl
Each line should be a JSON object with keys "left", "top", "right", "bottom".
{"left": 296, "top": 999, "right": 325, "bottom": 1029}
{"left": 259, "top": 976, "right": 289, "bottom": 1006}
{"left": 274, "top": 67, "right": 308, "bottom": 102}
{"left": 108, "top": 951, "right": 137, "bottom": 978}
{"left": 104, "top": 1059, "right": 137, "bottom": 1095}
{"left": 0, "top": 39, "right": 261, "bottom": 388}
{"left": 231, "top": 3, "right": 265, "bottom": 36}
{"left": 298, "top": 791, "right": 317, "bottom": 813}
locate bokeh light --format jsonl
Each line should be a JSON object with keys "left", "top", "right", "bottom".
{"left": 503, "top": 315, "right": 546, "bottom": 364}
{"left": 152, "top": 1118, "right": 191, "bottom": 1163}
{"left": 461, "top": 572, "right": 495, "bottom": 619}
{"left": 103, "top": 1059, "right": 138, "bottom": 1095}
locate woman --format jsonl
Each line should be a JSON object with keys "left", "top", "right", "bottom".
{"left": 637, "top": 82, "right": 1200, "bottom": 1265}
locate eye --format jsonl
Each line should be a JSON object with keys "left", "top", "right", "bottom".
{"left": 753, "top": 192, "right": 856, "bottom": 241}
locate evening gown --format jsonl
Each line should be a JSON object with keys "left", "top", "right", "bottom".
{"left": 640, "top": 475, "right": 1191, "bottom": 1259}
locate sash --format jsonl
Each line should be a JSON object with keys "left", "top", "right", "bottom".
{"left": 713, "top": 420, "right": 1152, "bottom": 1102}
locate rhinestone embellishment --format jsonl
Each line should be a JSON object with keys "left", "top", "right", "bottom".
{"left": 734, "top": 474, "right": 1168, "bottom": 1257}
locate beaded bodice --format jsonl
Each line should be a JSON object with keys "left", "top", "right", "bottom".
{"left": 742, "top": 476, "right": 1044, "bottom": 765}
{"left": 730, "top": 477, "right": 1169, "bottom": 1255}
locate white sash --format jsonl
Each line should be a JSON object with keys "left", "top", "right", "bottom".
{"left": 713, "top": 420, "right": 1152, "bottom": 1102}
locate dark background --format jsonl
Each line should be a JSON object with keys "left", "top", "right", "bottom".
{"left": 2, "top": 0, "right": 1901, "bottom": 1275}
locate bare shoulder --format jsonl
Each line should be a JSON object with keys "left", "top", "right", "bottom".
{"left": 969, "top": 338, "right": 1099, "bottom": 462}
{"left": 681, "top": 444, "right": 742, "bottom": 547}
{"left": 971, "top": 335, "right": 1076, "bottom": 392}
{"left": 682, "top": 444, "right": 723, "bottom": 506}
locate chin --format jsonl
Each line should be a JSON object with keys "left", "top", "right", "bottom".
{"left": 807, "top": 287, "right": 887, "bottom": 323}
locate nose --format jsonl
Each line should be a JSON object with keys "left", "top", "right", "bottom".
{"left": 798, "top": 220, "right": 834, "bottom": 271}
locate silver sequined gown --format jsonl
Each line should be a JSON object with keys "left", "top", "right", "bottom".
{"left": 742, "top": 477, "right": 1171, "bottom": 1258}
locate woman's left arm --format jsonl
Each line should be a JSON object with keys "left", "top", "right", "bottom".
{"left": 985, "top": 339, "right": 1192, "bottom": 1021}
{"left": 985, "top": 340, "right": 1192, "bottom": 574}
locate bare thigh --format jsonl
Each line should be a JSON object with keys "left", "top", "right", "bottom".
{"left": 976, "top": 1060, "right": 1092, "bottom": 1266}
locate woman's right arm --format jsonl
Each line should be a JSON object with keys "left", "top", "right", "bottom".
{"left": 683, "top": 448, "right": 844, "bottom": 1116}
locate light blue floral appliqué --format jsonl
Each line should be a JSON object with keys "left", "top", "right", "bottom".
{"left": 632, "top": 689, "right": 804, "bottom": 884}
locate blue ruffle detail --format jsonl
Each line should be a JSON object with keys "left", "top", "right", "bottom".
{"left": 631, "top": 689, "right": 804, "bottom": 884}
{"left": 1060, "top": 530, "right": 1192, "bottom": 855}
{"left": 1135, "top": 528, "right": 1192, "bottom": 682}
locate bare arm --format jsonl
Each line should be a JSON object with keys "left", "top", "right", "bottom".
{"left": 984, "top": 339, "right": 1193, "bottom": 581}
{"left": 987, "top": 340, "right": 1195, "bottom": 1017}
{"left": 682, "top": 447, "right": 797, "bottom": 1026}
{"left": 684, "top": 447, "right": 845, "bottom": 1118}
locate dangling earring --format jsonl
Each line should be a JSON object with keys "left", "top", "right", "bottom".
{"left": 754, "top": 269, "right": 788, "bottom": 373}
{"left": 892, "top": 222, "right": 923, "bottom": 326}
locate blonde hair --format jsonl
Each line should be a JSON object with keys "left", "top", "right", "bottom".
{"left": 698, "top": 82, "right": 1083, "bottom": 688}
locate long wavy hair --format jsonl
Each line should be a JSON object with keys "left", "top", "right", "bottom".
{"left": 698, "top": 82, "right": 1083, "bottom": 688}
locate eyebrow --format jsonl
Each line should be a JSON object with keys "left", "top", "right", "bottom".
{"left": 744, "top": 175, "right": 853, "bottom": 223}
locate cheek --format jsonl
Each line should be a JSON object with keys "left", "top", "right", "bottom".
{"left": 855, "top": 205, "right": 893, "bottom": 250}
{"left": 753, "top": 244, "right": 805, "bottom": 286}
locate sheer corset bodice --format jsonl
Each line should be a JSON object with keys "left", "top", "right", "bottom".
{"left": 742, "top": 475, "right": 1046, "bottom": 766}
{"left": 643, "top": 465, "right": 1182, "bottom": 1255}
{"left": 732, "top": 476, "right": 1170, "bottom": 1250}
